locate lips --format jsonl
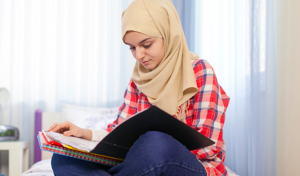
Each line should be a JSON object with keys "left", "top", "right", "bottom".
{"left": 142, "top": 60, "right": 150, "bottom": 64}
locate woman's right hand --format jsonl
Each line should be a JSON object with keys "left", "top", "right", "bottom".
{"left": 48, "top": 121, "right": 92, "bottom": 140}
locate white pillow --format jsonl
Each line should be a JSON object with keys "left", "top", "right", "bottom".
{"left": 61, "top": 103, "right": 119, "bottom": 130}
{"left": 61, "top": 103, "right": 119, "bottom": 114}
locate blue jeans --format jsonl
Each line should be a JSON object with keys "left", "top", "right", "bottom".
{"left": 51, "top": 131, "right": 207, "bottom": 176}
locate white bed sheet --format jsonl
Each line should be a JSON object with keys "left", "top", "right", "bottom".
{"left": 22, "top": 159, "right": 239, "bottom": 176}
{"left": 21, "top": 159, "right": 54, "bottom": 176}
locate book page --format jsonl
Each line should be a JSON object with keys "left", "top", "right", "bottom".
{"left": 46, "top": 131, "right": 98, "bottom": 152}
{"left": 42, "top": 130, "right": 52, "bottom": 142}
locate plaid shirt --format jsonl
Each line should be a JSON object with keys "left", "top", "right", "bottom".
{"left": 106, "top": 59, "right": 230, "bottom": 176}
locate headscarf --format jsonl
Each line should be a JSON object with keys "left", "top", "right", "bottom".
{"left": 122, "top": 0, "right": 198, "bottom": 122}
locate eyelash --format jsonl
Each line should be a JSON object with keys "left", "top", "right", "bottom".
{"left": 144, "top": 44, "right": 152, "bottom": 48}
{"left": 129, "top": 44, "right": 152, "bottom": 50}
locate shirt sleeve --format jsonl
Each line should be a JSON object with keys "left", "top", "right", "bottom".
{"left": 191, "top": 60, "right": 230, "bottom": 161}
{"left": 105, "top": 79, "right": 138, "bottom": 132}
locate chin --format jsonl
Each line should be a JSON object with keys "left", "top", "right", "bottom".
{"left": 144, "top": 65, "right": 156, "bottom": 70}
{"left": 142, "top": 64, "right": 152, "bottom": 69}
{"left": 141, "top": 61, "right": 159, "bottom": 70}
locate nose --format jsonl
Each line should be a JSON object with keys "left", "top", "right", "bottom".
{"left": 135, "top": 47, "right": 145, "bottom": 61}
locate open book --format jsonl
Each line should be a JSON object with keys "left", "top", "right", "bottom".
{"left": 42, "top": 130, "right": 99, "bottom": 152}
{"left": 39, "top": 106, "right": 215, "bottom": 160}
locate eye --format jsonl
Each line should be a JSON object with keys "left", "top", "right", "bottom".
{"left": 144, "top": 44, "right": 152, "bottom": 48}
{"left": 129, "top": 46, "right": 135, "bottom": 50}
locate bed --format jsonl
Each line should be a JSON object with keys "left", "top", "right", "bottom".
{"left": 21, "top": 103, "right": 239, "bottom": 176}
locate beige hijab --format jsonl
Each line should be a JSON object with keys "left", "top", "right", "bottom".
{"left": 122, "top": 0, "right": 198, "bottom": 122}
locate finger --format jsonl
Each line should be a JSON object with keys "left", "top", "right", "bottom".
{"left": 51, "top": 122, "right": 70, "bottom": 133}
{"left": 64, "top": 129, "right": 78, "bottom": 137}
{"left": 50, "top": 125, "right": 62, "bottom": 133}
{"left": 48, "top": 123, "right": 59, "bottom": 132}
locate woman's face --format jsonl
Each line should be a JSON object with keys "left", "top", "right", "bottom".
{"left": 124, "top": 31, "right": 165, "bottom": 70}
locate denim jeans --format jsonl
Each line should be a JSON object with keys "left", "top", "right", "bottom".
{"left": 51, "top": 131, "right": 207, "bottom": 176}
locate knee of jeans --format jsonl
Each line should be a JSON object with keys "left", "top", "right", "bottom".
{"left": 141, "top": 131, "right": 174, "bottom": 145}
{"left": 51, "top": 154, "right": 66, "bottom": 170}
{"left": 142, "top": 131, "right": 171, "bottom": 138}
{"left": 51, "top": 154, "right": 59, "bottom": 169}
{"left": 138, "top": 131, "right": 182, "bottom": 155}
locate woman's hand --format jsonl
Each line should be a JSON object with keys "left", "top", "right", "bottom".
{"left": 48, "top": 121, "right": 92, "bottom": 141}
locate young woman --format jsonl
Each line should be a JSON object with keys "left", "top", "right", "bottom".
{"left": 50, "top": 0, "right": 230, "bottom": 175}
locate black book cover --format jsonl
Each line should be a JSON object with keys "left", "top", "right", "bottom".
{"left": 90, "top": 106, "right": 215, "bottom": 159}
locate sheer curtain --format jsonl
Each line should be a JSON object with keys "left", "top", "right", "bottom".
{"left": 0, "top": 0, "right": 276, "bottom": 174}
{"left": 194, "top": 0, "right": 276, "bottom": 175}
{"left": 0, "top": 0, "right": 135, "bottom": 166}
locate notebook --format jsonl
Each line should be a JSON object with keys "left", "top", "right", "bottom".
{"left": 37, "top": 132, "right": 123, "bottom": 166}
{"left": 42, "top": 130, "right": 63, "bottom": 147}
{"left": 43, "top": 130, "right": 98, "bottom": 152}
{"left": 38, "top": 106, "right": 215, "bottom": 163}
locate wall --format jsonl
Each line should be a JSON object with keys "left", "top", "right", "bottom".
{"left": 275, "top": 0, "right": 300, "bottom": 175}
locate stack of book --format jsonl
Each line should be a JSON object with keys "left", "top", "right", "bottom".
{"left": 37, "top": 106, "right": 214, "bottom": 167}
{"left": 37, "top": 131, "right": 124, "bottom": 166}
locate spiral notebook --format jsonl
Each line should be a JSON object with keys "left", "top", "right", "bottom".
{"left": 37, "top": 132, "right": 123, "bottom": 166}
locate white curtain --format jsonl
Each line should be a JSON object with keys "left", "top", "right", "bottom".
{"left": 0, "top": 0, "right": 135, "bottom": 166}
{"left": 0, "top": 0, "right": 276, "bottom": 175}
{"left": 194, "top": 0, "right": 276, "bottom": 175}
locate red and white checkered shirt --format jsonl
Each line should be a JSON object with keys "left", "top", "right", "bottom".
{"left": 106, "top": 59, "right": 230, "bottom": 176}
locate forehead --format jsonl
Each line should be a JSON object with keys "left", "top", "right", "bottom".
{"left": 124, "top": 31, "right": 152, "bottom": 44}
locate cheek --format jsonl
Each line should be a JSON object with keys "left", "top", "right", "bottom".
{"left": 157, "top": 40, "right": 165, "bottom": 61}
{"left": 159, "top": 47, "right": 165, "bottom": 60}
{"left": 155, "top": 47, "right": 164, "bottom": 63}
{"left": 131, "top": 50, "right": 136, "bottom": 59}
{"left": 151, "top": 45, "right": 164, "bottom": 62}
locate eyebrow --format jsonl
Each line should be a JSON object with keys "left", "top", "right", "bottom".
{"left": 125, "top": 38, "right": 152, "bottom": 45}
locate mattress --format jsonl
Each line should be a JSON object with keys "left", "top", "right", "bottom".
{"left": 22, "top": 159, "right": 239, "bottom": 176}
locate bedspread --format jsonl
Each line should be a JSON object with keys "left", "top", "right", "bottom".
{"left": 21, "top": 159, "right": 54, "bottom": 176}
{"left": 22, "top": 159, "right": 239, "bottom": 176}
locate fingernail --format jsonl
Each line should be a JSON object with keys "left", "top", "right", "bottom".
{"left": 64, "top": 132, "right": 68, "bottom": 135}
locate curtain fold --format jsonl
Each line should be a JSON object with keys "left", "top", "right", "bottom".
{"left": 194, "top": 0, "right": 276, "bottom": 175}
{"left": 171, "top": 0, "right": 195, "bottom": 52}
{"left": 0, "top": 1, "right": 276, "bottom": 175}
{"left": 0, "top": 0, "right": 135, "bottom": 166}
